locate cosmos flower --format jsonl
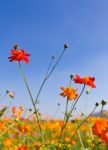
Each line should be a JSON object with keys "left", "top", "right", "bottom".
{"left": 92, "top": 118, "right": 108, "bottom": 144}
{"left": 8, "top": 49, "right": 30, "bottom": 64}
{"left": 73, "top": 75, "right": 96, "bottom": 88}
{"left": 60, "top": 86, "right": 78, "bottom": 100}
{"left": 3, "top": 138, "right": 12, "bottom": 147}
{"left": 92, "top": 119, "right": 108, "bottom": 136}
{"left": 18, "top": 146, "right": 28, "bottom": 150}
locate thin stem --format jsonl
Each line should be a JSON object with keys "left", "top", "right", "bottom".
{"left": 52, "top": 103, "right": 60, "bottom": 118}
{"left": 70, "top": 106, "right": 96, "bottom": 140}
{"left": 17, "top": 63, "right": 34, "bottom": 103}
{"left": 64, "top": 77, "right": 72, "bottom": 121}
{"left": 62, "top": 98, "right": 69, "bottom": 143}
{"left": 57, "top": 84, "right": 85, "bottom": 149}
{"left": 46, "top": 48, "right": 67, "bottom": 79}
{"left": 34, "top": 57, "right": 55, "bottom": 105}
{"left": 87, "top": 119, "right": 94, "bottom": 140}
{"left": 100, "top": 105, "right": 104, "bottom": 118}
{"left": 17, "top": 62, "right": 44, "bottom": 145}
{"left": 64, "top": 99, "right": 69, "bottom": 120}
{"left": 69, "top": 84, "right": 85, "bottom": 114}
{"left": 57, "top": 104, "right": 70, "bottom": 149}
{"left": 45, "top": 56, "right": 55, "bottom": 78}
{"left": 34, "top": 47, "right": 67, "bottom": 105}
{"left": 35, "top": 78, "right": 47, "bottom": 105}
{"left": 77, "top": 130, "right": 85, "bottom": 149}
{"left": 84, "top": 93, "right": 88, "bottom": 114}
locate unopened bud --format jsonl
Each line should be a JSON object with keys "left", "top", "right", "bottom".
{"left": 70, "top": 74, "right": 74, "bottom": 79}
{"left": 86, "top": 89, "right": 90, "bottom": 94}
{"left": 6, "top": 90, "right": 15, "bottom": 98}
{"left": 29, "top": 108, "right": 32, "bottom": 112}
{"left": 52, "top": 55, "right": 56, "bottom": 59}
{"left": 101, "top": 99, "right": 107, "bottom": 106}
{"left": 13, "top": 44, "right": 19, "bottom": 50}
{"left": 95, "top": 102, "right": 99, "bottom": 107}
{"left": 64, "top": 43, "right": 69, "bottom": 49}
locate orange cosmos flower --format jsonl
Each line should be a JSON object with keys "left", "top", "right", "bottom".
{"left": 18, "top": 146, "right": 28, "bottom": 150}
{"left": 92, "top": 118, "right": 108, "bottom": 144}
{"left": 0, "top": 122, "right": 5, "bottom": 130}
{"left": 3, "top": 138, "right": 12, "bottom": 147}
{"left": 19, "top": 125, "right": 28, "bottom": 134}
{"left": 8, "top": 49, "right": 30, "bottom": 63}
{"left": 60, "top": 86, "right": 78, "bottom": 100}
{"left": 92, "top": 119, "right": 108, "bottom": 136}
{"left": 73, "top": 75, "right": 96, "bottom": 88}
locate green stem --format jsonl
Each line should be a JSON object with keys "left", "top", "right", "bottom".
{"left": 62, "top": 98, "right": 69, "bottom": 143}
{"left": 35, "top": 47, "right": 67, "bottom": 105}
{"left": 64, "top": 98, "right": 69, "bottom": 120}
{"left": 77, "top": 130, "right": 85, "bottom": 149}
{"left": 57, "top": 84, "right": 85, "bottom": 149}
{"left": 69, "top": 84, "right": 85, "bottom": 114}
{"left": 87, "top": 119, "right": 94, "bottom": 140}
{"left": 52, "top": 104, "right": 60, "bottom": 118}
{"left": 64, "top": 77, "right": 72, "bottom": 121}
{"left": 17, "top": 63, "right": 34, "bottom": 103}
{"left": 17, "top": 62, "right": 44, "bottom": 145}
{"left": 45, "top": 56, "right": 55, "bottom": 77}
{"left": 46, "top": 48, "right": 67, "bottom": 80}
{"left": 100, "top": 105, "right": 104, "bottom": 118}
{"left": 70, "top": 106, "right": 96, "bottom": 140}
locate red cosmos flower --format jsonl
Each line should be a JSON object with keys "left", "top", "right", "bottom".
{"left": 8, "top": 49, "right": 30, "bottom": 63}
{"left": 73, "top": 75, "right": 96, "bottom": 88}
{"left": 18, "top": 146, "right": 28, "bottom": 150}
{"left": 60, "top": 86, "right": 78, "bottom": 100}
{"left": 92, "top": 119, "right": 108, "bottom": 144}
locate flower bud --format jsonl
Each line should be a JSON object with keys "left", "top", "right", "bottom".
{"left": 86, "top": 89, "right": 90, "bottom": 94}
{"left": 70, "top": 74, "right": 74, "bottom": 80}
{"left": 13, "top": 44, "right": 19, "bottom": 50}
{"left": 101, "top": 99, "right": 107, "bottom": 106}
{"left": 95, "top": 102, "right": 99, "bottom": 107}
{"left": 52, "top": 55, "right": 56, "bottom": 59}
{"left": 64, "top": 43, "right": 69, "bottom": 49}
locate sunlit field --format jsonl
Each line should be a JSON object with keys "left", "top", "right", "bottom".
{"left": 0, "top": 44, "right": 108, "bottom": 150}
{"left": 0, "top": 107, "right": 108, "bottom": 150}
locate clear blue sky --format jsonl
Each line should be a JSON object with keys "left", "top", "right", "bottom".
{"left": 0, "top": 0, "right": 108, "bottom": 118}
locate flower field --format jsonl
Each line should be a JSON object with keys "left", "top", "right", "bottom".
{"left": 0, "top": 44, "right": 108, "bottom": 150}
{"left": 0, "top": 112, "right": 108, "bottom": 150}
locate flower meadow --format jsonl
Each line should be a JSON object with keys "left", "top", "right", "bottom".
{"left": 0, "top": 44, "right": 108, "bottom": 150}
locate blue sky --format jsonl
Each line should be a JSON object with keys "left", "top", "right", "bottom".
{"left": 0, "top": 0, "right": 108, "bottom": 118}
